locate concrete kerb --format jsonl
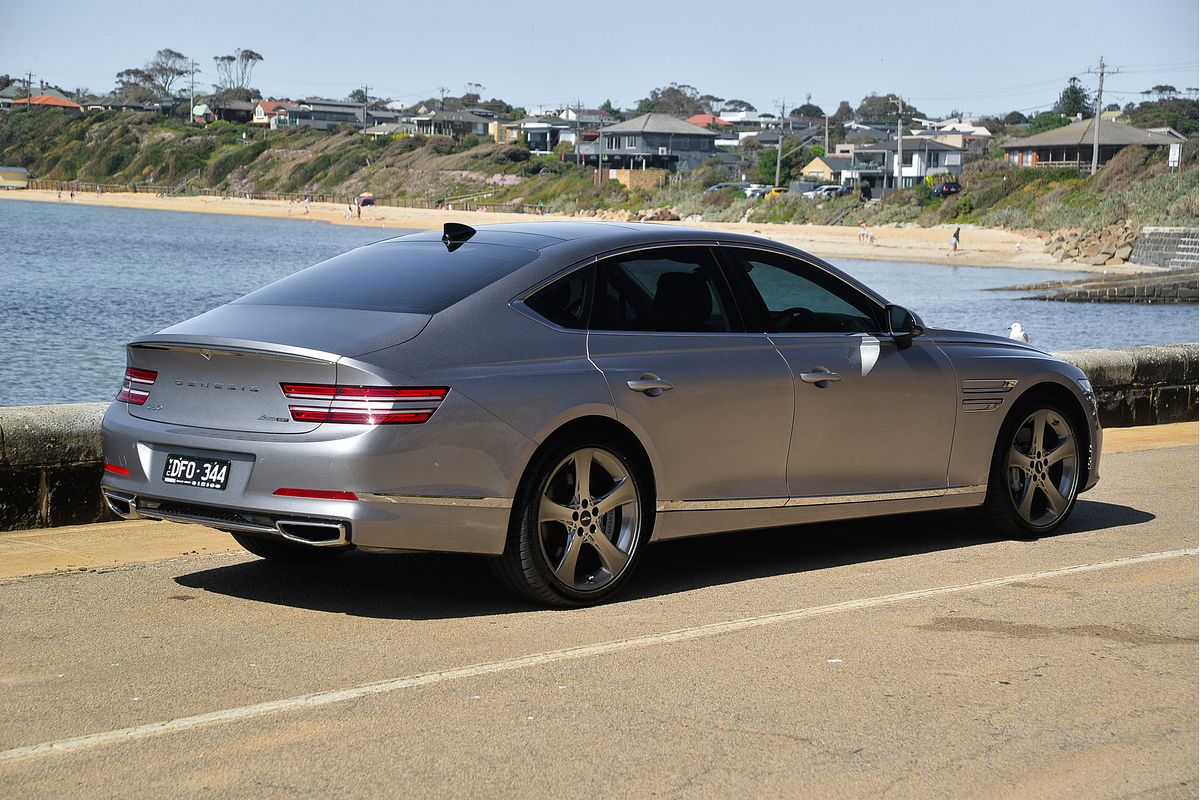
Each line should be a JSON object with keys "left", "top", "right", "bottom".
{"left": 1, "top": 344, "right": 1197, "bottom": 532}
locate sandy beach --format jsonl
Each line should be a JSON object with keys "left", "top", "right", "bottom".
{"left": 1, "top": 189, "right": 1149, "bottom": 274}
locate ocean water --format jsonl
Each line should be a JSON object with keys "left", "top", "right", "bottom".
{"left": 1, "top": 199, "right": 1196, "bottom": 406}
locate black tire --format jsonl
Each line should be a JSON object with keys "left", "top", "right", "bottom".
{"left": 230, "top": 532, "right": 347, "bottom": 564}
{"left": 971, "top": 394, "right": 1083, "bottom": 539}
{"left": 490, "top": 435, "right": 653, "bottom": 607}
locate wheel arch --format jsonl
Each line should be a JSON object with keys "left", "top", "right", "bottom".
{"left": 505, "top": 415, "right": 657, "bottom": 531}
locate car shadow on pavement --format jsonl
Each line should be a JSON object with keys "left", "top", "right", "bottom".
{"left": 174, "top": 500, "right": 1154, "bottom": 620}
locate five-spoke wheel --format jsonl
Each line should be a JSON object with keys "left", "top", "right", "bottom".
{"left": 492, "top": 437, "right": 650, "bottom": 606}
{"left": 974, "top": 397, "right": 1083, "bottom": 538}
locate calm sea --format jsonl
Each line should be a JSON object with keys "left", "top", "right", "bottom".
{"left": 1, "top": 199, "right": 1196, "bottom": 406}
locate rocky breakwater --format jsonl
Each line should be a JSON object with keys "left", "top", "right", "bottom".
{"left": 1037, "top": 220, "right": 1139, "bottom": 267}
{"left": 1001, "top": 268, "right": 1198, "bottom": 304}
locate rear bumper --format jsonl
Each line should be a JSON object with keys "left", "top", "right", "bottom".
{"left": 100, "top": 398, "right": 525, "bottom": 555}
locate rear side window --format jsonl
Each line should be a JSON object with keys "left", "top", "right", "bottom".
{"left": 235, "top": 241, "right": 539, "bottom": 314}
{"left": 591, "top": 247, "right": 734, "bottom": 333}
{"left": 525, "top": 268, "right": 591, "bottom": 329}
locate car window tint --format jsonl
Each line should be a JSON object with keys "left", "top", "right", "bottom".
{"left": 728, "top": 249, "right": 879, "bottom": 334}
{"left": 526, "top": 268, "right": 590, "bottom": 329}
{"left": 234, "top": 241, "right": 539, "bottom": 314}
{"left": 591, "top": 248, "right": 732, "bottom": 333}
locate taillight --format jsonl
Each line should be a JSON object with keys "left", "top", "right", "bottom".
{"left": 116, "top": 367, "right": 158, "bottom": 405}
{"left": 273, "top": 488, "right": 358, "bottom": 501}
{"left": 279, "top": 384, "right": 448, "bottom": 425}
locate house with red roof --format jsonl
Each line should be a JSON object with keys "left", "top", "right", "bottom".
{"left": 9, "top": 95, "right": 82, "bottom": 112}
{"left": 686, "top": 113, "right": 732, "bottom": 129}
{"left": 252, "top": 99, "right": 298, "bottom": 127}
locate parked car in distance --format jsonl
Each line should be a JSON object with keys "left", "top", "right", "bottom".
{"left": 704, "top": 181, "right": 749, "bottom": 193}
{"left": 767, "top": 186, "right": 789, "bottom": 198}
{"left": 803, "top": 184, "right": 851, "bottom": 199}
{"left": 743, "top": 184, "right": 771, "bottom": 198}
{"left": 932, "top": 181, "right": 962, "bottom": 197}
{"left": 101, "top": 221, "right": 1102, "bottom": 607}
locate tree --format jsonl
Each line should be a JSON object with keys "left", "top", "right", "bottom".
{"left": 790, "top": 102, "right": 824, "bottom": 118}
{"left": 1027, "top": 111, "right": 1070, "bottom": 134}
{"left": 599, "top": 98, "right": 616, "bottom": 115}
{"left": 114, "top": 68, "right": 157, "bottom": 102}
{"left": 1004, "top": 110, "right": 1029, "bottom": 125}
{"left": 147, "top": 49, "right": 189, "bottom": 96}
{"left": 349, "top": 88, "right": 368, "bottom": 104}
{"left": 1128, "top": 97, "right": 1199, "bottom": 135}
{"left": 1104, "top": 102, "right": 1120, "bottom": 112}
{"left": 830, "top": 100, "right": 854, "bottom": 123}
{"left": 0, "top": 75, "right": 11, "bottom": 92}
{"left": 723, "top": 98, "right": 756, "bottom": 112}
{"left": 1149, "top": 84, "right": 1179, "bottom": 100}
{"left": 698, "top": 94, "right": 725, "bottom": 114}
{"left": 854, "top": 93, "right": 923, "bottom": 124}
{"left": 213, "top": 48, "right": 264, "bottom": 92}
{"left": 635, "top": 83, "right": 704, "bottom": 116}
{"left": 1052, "top": 77, "right": 1092, "bottom": 118}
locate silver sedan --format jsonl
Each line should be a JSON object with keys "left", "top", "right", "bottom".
{"left": 101, "top": 222, "right": 1101, "bottom": 605}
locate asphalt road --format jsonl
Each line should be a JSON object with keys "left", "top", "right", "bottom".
{"left": 0, "top": 442, "right": 1196, "bottom": 799}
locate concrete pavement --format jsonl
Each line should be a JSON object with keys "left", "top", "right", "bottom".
{"left": 0, "top": 435, "right": 1196, "bottom": 798}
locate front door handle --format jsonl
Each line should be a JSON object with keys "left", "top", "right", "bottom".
{"left": 627, "top": 374, "right": 673, "bottom": 397}
{"left": 799, "top": 369, "right": 841, "bottom": 387}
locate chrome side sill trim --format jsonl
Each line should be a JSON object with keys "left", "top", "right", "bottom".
{"left": 656, "top": 485, "right": 988, "bottom": 513}
{"left": 358, "top": 493, "right": 511, "bottom": 509}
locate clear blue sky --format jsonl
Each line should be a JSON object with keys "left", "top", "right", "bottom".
{"left": 6, "top": 0, "right": 1198, "bottom": 117}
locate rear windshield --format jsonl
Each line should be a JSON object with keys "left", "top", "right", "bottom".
{"left": 234, "top": 241, "right": 539, "bottom": 314}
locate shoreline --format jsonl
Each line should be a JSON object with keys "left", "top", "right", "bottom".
{"left": 1, "top": 189, "right": 1152, "bottom": 274}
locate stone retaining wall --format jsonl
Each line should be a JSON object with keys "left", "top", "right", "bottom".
{"left": 2, "top": 343, "right": 1197, "bottom": 531}
{"left": 1130, "top": 226, "right": 1200, "bottom": 270}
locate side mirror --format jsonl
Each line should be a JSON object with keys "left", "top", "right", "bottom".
{"left": 886, "top": 304, "right": 925, "bottom": 349}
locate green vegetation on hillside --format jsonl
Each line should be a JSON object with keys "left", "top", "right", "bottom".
{"left": 1, "top": 107, "right": 1196, "bottom": 237}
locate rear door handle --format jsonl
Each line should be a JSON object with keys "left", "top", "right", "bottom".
{"left": 626, "top": 374, "right": 673, "bottom": 396}
{"left": 799, "top": 369, "right": 841, "bottom": 386}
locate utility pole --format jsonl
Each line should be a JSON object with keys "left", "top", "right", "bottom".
{"left": 774, "top": 98, "right": 786, "bottom": 186}
{"left": 1087, "top": 56, "right": 1119, "bottom": 175}
{"left": 188, "top": 60, "right": 198, "bottom": 124}
{"left": 890, "top": 96, "right": 905, "bottom": 190}
{"left": 25, "top": 70, "right": 33, "bottom": 111}
{"left": 361, "top": 84, "right": 371, "bottom": 129}
{"left": 824, "top": 114, "right": 829, "bottom": 154}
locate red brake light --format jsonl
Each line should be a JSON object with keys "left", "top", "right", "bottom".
{"left": 273, "top": 488, "right": 358, "bottom": 501}
{"left": 280, "top": 384, "right": 448, "bottom": 425}
{"left": 104, "top": 463, "right": 130, "bottom": 476}
{"left": 116, "top": 367, "right": 158, "bottom": 405}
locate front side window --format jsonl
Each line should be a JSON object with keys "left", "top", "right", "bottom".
{"left": 725, "top": 249, "right": 879, "bottom": 334}
{"left": 591, "top": 248, "right": 733, "bottom": 333}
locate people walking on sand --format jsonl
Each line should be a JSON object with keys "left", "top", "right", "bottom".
{"left": 343, "top": 203, "right": 353, "bottom": 220}
{"left": 950, "top": 227, "right": 960, "bottom": 255}
{"left": 57, "top": 191, "right": 62, "bottom": 201}
{"left": 858, "top": 219, "right": 867, "bottom": 243}
{"left": 69, "top": 190, "right": 75, "bottom": 202}
{"left": 355, "top": 199, "right": 361, "bottom": 219}
{"left": 303, "top": 196, "right": 310, "bottom": 215}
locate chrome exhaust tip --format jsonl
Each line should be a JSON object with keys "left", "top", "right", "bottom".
{"left": 102, "top": 489, "right": 141, "bottom": 520}
{"left": 276, "top": 519, "right": 348, "bottom": 547}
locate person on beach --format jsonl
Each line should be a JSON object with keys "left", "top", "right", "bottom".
{"left": 57, "top": 191, "right": 62, "bottom": 201}
{"left": 343, "top": 204, "right": 353, "bottom": 220}
{"left": 950, "top": 227, "right": 960, "bottom": 255}
{"left": 858, "top": 220, "right": 867, "bottom": 243}
{"left": 355, "top": 200, "right": 361, "bottom": 219}
{"left": 69, "top": 191, "right": 75, "bottom": 201}
{"left": 303, "top": 196, "right": 310, "bottom": 214}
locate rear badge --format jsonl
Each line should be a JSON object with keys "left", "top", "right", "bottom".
{"left": 258, "top": 415, "right": 290, "bottom": 423}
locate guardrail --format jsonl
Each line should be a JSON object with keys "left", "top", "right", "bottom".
{"left": 1, "top": 344, "right": 1195, "bottom": 531}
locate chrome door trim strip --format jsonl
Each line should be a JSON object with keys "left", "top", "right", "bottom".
{"left": 655, "top": 485, "right": 987, "bottom": 512}
{"left": 359, "top": 493, "right": 512, "bottom": 509}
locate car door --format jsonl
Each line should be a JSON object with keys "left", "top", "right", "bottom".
{"left": 585, "top": 245, "right": 794, "bottom": 504}
{"left": 719, "top": 246, "right": 957, "bottom": 499}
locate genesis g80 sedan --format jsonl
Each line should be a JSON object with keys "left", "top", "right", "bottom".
{"left": 101, "top": 222, "right": 1101, "bottom": 605}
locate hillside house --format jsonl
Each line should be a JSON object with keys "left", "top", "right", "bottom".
{"left": 577, "top": 113, "right": 718, "bottom": 171}
{"left": 799, "top": 155, "right": 852, "bottom": 183}
{"left": 1001, "top": 118, "right": 1181, "bottom": 169}
{"left": 252, "top": 100, "right": 297, "bottom": 126}
{"left": 844, "top": 138, "right": 963, "bottom": 189}
{"left": 412, "top": 108, "right": 491, "bottom": 138}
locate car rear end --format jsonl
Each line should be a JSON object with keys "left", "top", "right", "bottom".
{"left": 100, "top": 235, "right": 546, "bottom": 556}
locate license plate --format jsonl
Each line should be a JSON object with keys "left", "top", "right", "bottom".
{"left": 162, "top": 453, "right": 231, "bottom": 491}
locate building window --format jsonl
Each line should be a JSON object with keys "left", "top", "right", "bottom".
{"left": 623, "top": 136, "right": 637, "bottom": 150}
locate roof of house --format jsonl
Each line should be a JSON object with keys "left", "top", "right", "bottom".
{"left": 11, "top": 95, "right": 81, "bottom": 109}
{"left": 414, "top": 108, "right": 492, "bottom": 124}
{"left": 0, "top": 84, "right": 30, "bottom": 99}
{"left": 257, "top": 100, "right": 296, "bottom": 114}
{"left": 1002, "top": 117, "right": 1181, "bottom": 149}
{"left": 810, "top": 156, "right": 852, "bottom": 171}
{"left": 599, "top": 113, "right": 718, "bottom": 137}
{"left": 686, "top": 113, "right": 732, "bottom": 127}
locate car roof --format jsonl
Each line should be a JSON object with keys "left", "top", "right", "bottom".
{"left": 384, "top": 221, "right": 778, "bottom": 251}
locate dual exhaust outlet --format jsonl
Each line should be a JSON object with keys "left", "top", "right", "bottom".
{"left": 102, "top": 490, "right": 349, "bottom": 547}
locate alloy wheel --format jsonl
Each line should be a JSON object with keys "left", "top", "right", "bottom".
{"left": 536, "top": 447, "right": 641, "bottom": 592}
{"left": 1005, "top": 409, "right": 1079, "bottom": 529}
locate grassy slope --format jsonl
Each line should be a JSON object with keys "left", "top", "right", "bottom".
{"left": 2, "top": 108, "right": 1195, "bottom": 235}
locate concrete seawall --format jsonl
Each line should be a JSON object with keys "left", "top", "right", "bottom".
{"left": 2, "top": 343, "right": 1197, "bottom": 532}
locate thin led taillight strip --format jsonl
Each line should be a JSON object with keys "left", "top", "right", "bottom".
{"left": 116, "top": 367, "right": 158, "bottom": 405}
{"left": 279, "top": 384, "right": 448, "bottom": 425}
